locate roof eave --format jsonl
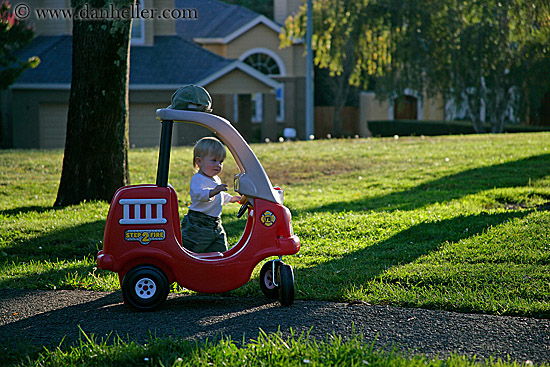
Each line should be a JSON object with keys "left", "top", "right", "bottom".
{"left": 194, "top": 15, "right": 282, "bottom": 45}
{"left": 10, "top": 83, "right": 71, "bottom": 90}
{"left": 196, "top": 60, "right": 282, "bottom": 91}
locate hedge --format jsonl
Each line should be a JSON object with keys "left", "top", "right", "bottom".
{"left": 366, "top": 120, "right": 550, "bottom": 137}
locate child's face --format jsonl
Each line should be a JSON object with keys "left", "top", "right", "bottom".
{"left": 196, "top": 154, "right": 224, "bottom": 178}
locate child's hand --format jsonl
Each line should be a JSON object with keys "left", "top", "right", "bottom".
{"left": 209, "top": 184, "right": 228, "bottom": 197}
{"left": 230, "top": 195, "right": 242, "bottom": 203}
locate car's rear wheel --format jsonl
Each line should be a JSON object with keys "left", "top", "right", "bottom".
{"left": 122, "top": 265, "right": 169, "bottom": 311}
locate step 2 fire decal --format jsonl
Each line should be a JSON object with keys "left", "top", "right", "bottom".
{"left": 125, "top": 229, "right": 166, "bottom": 245}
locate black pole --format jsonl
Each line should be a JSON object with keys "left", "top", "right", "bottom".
{"left": 156, "top": 120, "right": 173, "bottom": 187}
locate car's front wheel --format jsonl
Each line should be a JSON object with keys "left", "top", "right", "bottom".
{"left": 259, "top": 260, "right": 281, "bottom": 300}
{"left": 277, "top": 263, "right": 295, "bottom": 307}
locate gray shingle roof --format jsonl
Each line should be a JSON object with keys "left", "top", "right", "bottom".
{"left": 15, "top": 35, "right": 73, "bottom": 84}
{"left": 176, "top": 0, "right": 259, "bottom": 41}
{"left": 14, "top": 35, "right": 233, "bottom": 86}
{"left": 130, "top": 36, "right": 232, "bottom": 84}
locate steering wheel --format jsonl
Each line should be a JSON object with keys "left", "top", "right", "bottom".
{"left": 237, "top": 199, "right": 252, "bottom": 218}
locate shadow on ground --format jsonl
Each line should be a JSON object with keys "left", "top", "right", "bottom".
{"left": 1, "top": 289, "right": 549, "bottom": 365}
{"left": 295, "top": 154, "right": 550, "bottom": 213}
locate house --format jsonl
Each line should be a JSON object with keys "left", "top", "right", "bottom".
{"left": 1, "top": 0, "right": 307, "bottom": 149}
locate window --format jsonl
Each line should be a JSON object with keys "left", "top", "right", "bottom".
{"left": 232, "top": 93, "right": 263, "bottom": 123}
{"left": 251, "top": 93, "right": 262, "bottom": 122}
{"left": 243, "top": 53, "right": 281, "bottom": 75}
{"left": 276, "top": 85, "right": 285, "bottom": 122}
{"left": 241, "top": 51, "right": 285, "bottom": 122}
{"left": 130, "top": 0, "right": 145, "bottom": 45}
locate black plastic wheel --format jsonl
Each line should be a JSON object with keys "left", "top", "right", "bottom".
{"left": 121, "top": 265, "right": 169, "bottom": 311}
{"left": 277, "top": 263, "right": 295, "bottom": 307}
{"left": 259, "top": 261, "right": 281, "bottom": 299}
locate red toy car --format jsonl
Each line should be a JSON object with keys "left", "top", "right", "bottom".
{"left": 97, "top": 109, "right": 300, "bottom": 310}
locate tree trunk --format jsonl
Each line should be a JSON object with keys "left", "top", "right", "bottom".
{"left": 55, "top": 0, "right": 131, "bottom": 206}
{"left": 465, "top": 90, "right": 486, "bottom": 134}
{"left": 331, "top": 39, "right": 354, "bottom": 138}
{"left": 331, "top": 85, "right": 346, "bottom": 137}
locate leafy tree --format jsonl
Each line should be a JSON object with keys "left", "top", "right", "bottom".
{"left": 54, "top": 0, "right": 132, "bottom": 206}
{"left": 281, "top": 0, "right": 550, "bottom": 133}
{"left": 379, "top": 0, "right": 550, "bottom": 133}
{"left": 280, "top": 0, "right": 392, "bottom": 136}
{"left": 0, "top": 0, "right": 40, "bottom": 89}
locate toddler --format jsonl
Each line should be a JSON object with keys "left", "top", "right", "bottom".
{"left": 181, "top": 137, "right": 241, "bottom": 253}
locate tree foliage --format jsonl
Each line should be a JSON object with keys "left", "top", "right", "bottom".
{"left": 281, "top": 0, "right": 391, "bottom": 136}
{"left": 0, "top": 0, "right": 40, "bottom": 89}
{"left": 280, "top": 0, "right": 550, "bottom": 133}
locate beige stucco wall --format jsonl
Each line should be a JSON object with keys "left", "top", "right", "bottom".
{"left": 225, "top": 23, "right": 305, "bottom": 78}
{"left": 225, "top": 24, "right": 279, "bottom": 60}
{"left": 18, "top": 0, "right": 72, "bottom": 36}
{"left": 4, "top": 73, "right": 282, "bottom": 148}
{"left": 360, "top": 92, "right": 389, "bottom": 122}
{"left": 205, "top": 69, "right": 277, "bottom": 95}
{"left": 5, "top": 88, "right": 175, "bottom": 149}
{"left": 215, "top": 22, "right": 306, "bottom": 130}
{"left": 19, "top": 0, "right": 174, "bottom": 40}
{"left": 201, "top": 44, "right": 227, "bottom": 57}
{"left": 422, "top": 93, "right": 445, "bottom": 120}
{"left": 152, "top": 0, "right": 175, "bottom": 36}
{"left": 360, "top": 91, "right": 445, "bottom": 123}
{"left": 274, "top": 0, "right": 302, "bottom": 24}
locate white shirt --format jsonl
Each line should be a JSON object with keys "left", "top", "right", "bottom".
{"left": 188, "top": 172, "right": 232, "bottom": 217}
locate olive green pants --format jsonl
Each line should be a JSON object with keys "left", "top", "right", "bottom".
{"left": 181, "top": 210, "right": 228, "bottom": 253}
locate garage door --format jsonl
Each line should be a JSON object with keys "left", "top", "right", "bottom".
{"left": 130, "top": 104, "right": 212, "bottom": 147}
{"left": 39, "top": 103, "right": 174, "bottom": 149}
{"left": 39, "top": 103, "right": 68, "bottom": 149}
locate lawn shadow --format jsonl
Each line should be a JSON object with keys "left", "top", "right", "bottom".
{"left": 297, "top": 210, "right": 531, "bottom": 298}
{"left": 0, "top": 219, "right": 105, "bottom": 290}
{"left": 0, "top": 261, "right": 100, "bottom": 289}
{"left": 0, "top": 205, "right": 65, "bottom": 217}
{"left": 1, "top": 220, "right": 105, "bottom": 261}
{"left": 298, "top": 154, "right": 550, "bottom": 214}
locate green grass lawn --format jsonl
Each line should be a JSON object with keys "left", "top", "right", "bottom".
{"left": 1, "top": 132, "right": 550, "bottom": 366}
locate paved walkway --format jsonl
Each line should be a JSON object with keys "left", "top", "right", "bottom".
{"left": 1, "top": 289, "right": 549, "bottom": 364}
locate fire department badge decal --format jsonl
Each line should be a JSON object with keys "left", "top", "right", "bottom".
{"left": 260, "top": 211, "right": 276, "bottom": 227}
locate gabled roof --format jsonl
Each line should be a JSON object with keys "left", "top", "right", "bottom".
{"left": 130, "top": 36, "right": 232, "bottom": 86}
{"left": 14, "top": 35, "right": 73, "bottom": 86}
{"left": 12, "top": 35, "right": 280, "bottom": 90}
{"left": 176, "top": 0, "right": 281, "bottom": 44}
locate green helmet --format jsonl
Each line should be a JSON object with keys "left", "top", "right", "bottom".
{"left": 168, "top": 85, "right": 213, "bottom": 112}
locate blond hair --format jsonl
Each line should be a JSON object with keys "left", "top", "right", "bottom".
{"left": 193, "top": 137, "right": 226, "bottom": 170}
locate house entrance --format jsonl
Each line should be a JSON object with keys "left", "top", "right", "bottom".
{"left": 395, "top": 95, "right": 418, "bottom": 120}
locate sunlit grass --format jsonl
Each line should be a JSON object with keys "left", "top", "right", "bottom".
{"left": 1, "top": 133, "right": 549, "bottom": 317}
{"left": 9, "top": 329, "right": 546, "bottom": 367}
